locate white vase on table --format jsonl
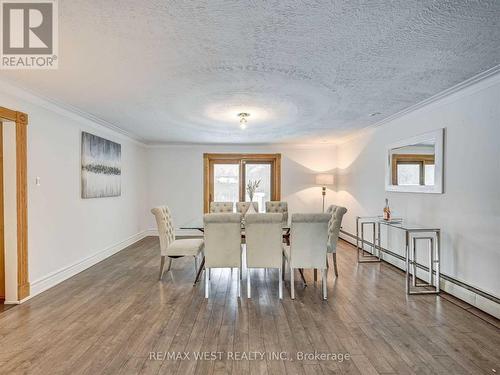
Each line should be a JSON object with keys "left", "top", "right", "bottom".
{"left": 246, "top": 202, "right": 257, "bottom": 215}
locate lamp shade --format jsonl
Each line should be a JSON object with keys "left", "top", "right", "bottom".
{"left": 315, "top": 173, "right": 334, "bottom": 186}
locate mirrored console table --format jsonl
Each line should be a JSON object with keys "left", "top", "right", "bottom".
{"left": 356, "top": 216, "right": 441, "bottom": 295}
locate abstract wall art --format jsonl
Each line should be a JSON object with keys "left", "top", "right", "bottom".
{"left": 81, "top": 132, "right": 121, "bottom": 198}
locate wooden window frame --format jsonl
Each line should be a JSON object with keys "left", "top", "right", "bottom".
{"left": 391, "top": 154, "right": 435, "bottom": 186}
{"left": 0, "top": 106, "right": 29, "bottom": 301}
{"left": 203, "top": 153, "right": 281, "bottom": 213}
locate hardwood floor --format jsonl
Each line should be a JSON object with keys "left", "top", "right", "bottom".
{"left": 0, "top": 237, "right": 498, "bottom": 374}
{"left": 0, "top": 303, "right": 14, "bottom": 314}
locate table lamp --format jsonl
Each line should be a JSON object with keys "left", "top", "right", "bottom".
{"left": 315, "top": 174, "right": 334, "bottom": 212}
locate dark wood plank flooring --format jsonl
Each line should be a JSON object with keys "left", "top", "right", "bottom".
{"left": 0, "top": 237, "right": 498, "bottom": 374}
{"left": 0, "top": 303, "right": 14, "bottom": 314}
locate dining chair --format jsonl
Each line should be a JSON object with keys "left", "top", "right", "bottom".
{"left": 283, "top": 213, "right": 331, "bottom": 300}
{"left": 326, "top": 204, "right": 348, "bottom": 277}
{"left": 203, "top": 213, "right": 243, "bottom": 298}
{"left": 209, "top": 201, "right": 234, "bottom": 213}
{"left": 151, "top": 206, "right": 204, "bottom": 281}
{"left": 245, "top": 213, "right": 284, "bottom": 299}
{"left": 236, "top": 201, "right": 259, "bottom": 214}
{"left": 265, "top": 201, "right": 288, "bottom": 223}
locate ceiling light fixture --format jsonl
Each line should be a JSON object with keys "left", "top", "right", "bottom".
{"left": 238, "top": 112, "right": 250, "bottom": 129}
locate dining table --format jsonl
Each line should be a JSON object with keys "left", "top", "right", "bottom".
{"left": 180, "top": 219, "right": 308, "bottom": 285}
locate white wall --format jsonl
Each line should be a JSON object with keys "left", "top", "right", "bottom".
{"left": 146, "top": 144, "right": 337, "bottom": 231}
{"left": 335, "top": 73, "right": 500, "bottom": 315}
{"left": 0, "top": 83, "right": 149, "bottom": 300}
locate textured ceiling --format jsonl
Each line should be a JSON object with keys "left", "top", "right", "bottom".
{"left": 2, "top": 0, "right": 500, "bottom": 144}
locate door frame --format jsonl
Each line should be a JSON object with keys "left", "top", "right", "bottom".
{"left": 0, "top": 122, "right": 3, "bottom": 301}
{"left": 203, "top": 153, "right": 281, "bottom": 213}
{"left": 0, "top": 106, "right": 29, "bottom": 301}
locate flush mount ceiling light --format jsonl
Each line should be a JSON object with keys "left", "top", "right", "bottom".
{"left": 238, "top": 112, "right": 250, "bottom": 129}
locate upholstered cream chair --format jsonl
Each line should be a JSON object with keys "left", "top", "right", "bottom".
{"left": 265, "top": 201, "right": 288, "bottom": 223}
{"left": 245, "top": 213, "right": 284, "bottom": 299}
{"left": 236, "top": 201, "right": 259, "bottom": 214}
{"left": 283, "top": 213, "right": 331, "bottom": 300}
{"left": 210, "top": 202, "right": 234, "bottom": 213}
{"left": 151, "top": 206, "right": 204, "bottom": 281}
{"left": 326, "top": 204, "right": 348, "bottom": 276}
{"left": 203, "top": 213, "right": 243, "bottom": 298}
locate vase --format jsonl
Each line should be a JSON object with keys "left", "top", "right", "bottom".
{"left": 246, "top": 202, "right": 257, "bottom": 215}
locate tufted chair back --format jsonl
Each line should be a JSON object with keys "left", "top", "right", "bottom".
{"left": 204, "top": 213, "right": 242, "bottom": 268}
{"left": 210, "top": 202, "right": 234, "bottom": 213}
{"left": 326, "top": 205, "right": 348, "bottom": 253}
{"left": 245, "top": 213, "right": 283, "bottom": 269}
{"left": 265, "top": 201, "right": 288, "bottom": 223}
{"left": 151, "top": 206, "right": 175, "bottom": 256}
{"left": 236, "top": 201, "right": 259, "bottom": 214}
{"left": 289, "top": 213, "right": 330, "bottom": 269}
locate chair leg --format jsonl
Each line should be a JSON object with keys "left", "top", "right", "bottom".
{"left": 159, "top": 256, "right": 166, "bottom": 280}
{"left": 209, "top": 268, "right": 211, "bottom": 280}
{"left": 314, "top": 269, "right": 317, "bottom": 283}
{"left": 205, "top": 268, "right": 210, "bottom": 298}
{"left": 279, "top": 268, "right": 283, "bottom": 299}
{"left": 247, "top": 269, "right": 251, "bottom": 299}
{"left": 290, "top": 267, "right": 295, "bottom": 300}
{"left": 237, "top": 268, "right": 241, "bottom": 298}
{"left": 194, "top": 256, "right": 198, "bottom": 272}
{"left": 193, "top": 256, "right": 205, "bottom": 286}
{"left": 299, "top": 269, "right": 307, "bottom": 286}
{"left": 333, "top": 253, "right": 339, "bottom": 277}
{"left": 282, "top": 255, "right": 286, "bottom": 280}
{"left": 322, "top": 268, "right": 327, "bottom": 300}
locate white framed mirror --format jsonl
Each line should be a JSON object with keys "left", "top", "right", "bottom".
{"left": 385, "top": 128, "right": 444, "bottom": 193}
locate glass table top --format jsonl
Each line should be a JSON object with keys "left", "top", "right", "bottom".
{"left": 180, "top": 218, "right": 290, "bottom": 231}
{"left": 358, "top": 216, "right": 440, "bottom": 231}
{"left": 379, "top": 220, "right": 440, "bottom": 231}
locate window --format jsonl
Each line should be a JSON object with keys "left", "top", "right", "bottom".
{"left": 392, "top": 154, "right": 435, "bottom": 186}
{"left": 424, "top": 164, "right": 435, "bottom": 186}
{"left": 244, "top": 162, "right": 272, "bottom": 210}
{"left": 213, "top": 164, "right": 239, "bottom": 202}
{"left": 397, "top": 163, "right": 420, "bottom": 185}
{"left": 204, "top": 154, "right": 281, "bottom": 213}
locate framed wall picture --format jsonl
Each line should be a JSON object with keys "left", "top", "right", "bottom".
{"left": 81, "top": 132, "right": 121, "bottom": 198}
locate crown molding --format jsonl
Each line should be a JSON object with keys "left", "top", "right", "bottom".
{"left": 372, "top": 64, "right": 500, "bottom": 126}
{"left": 144, "top": 65, "right": 500, "bottom": 147}
{"left": 2, "top": 63, "right": 499, "bottom": 148}
{"left": 0, "top": 77, "right": 147, "bottom": 146}
{"left": 337, "top": 64, "right": 500, "bottom": 145}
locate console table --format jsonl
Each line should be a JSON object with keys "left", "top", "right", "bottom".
{"left": 356, "top": 216, "right": 441, "bottom": 295}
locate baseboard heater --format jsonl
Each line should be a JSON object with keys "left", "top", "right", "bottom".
{"left": 340, "top": 229, "right": 500, "bottom": 305}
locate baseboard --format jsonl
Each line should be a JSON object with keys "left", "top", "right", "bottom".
{"left": 144, "top": 228, "right": 158, "bottom": 236}
{"left": 27, "top": 230, "right": 150, "bottom": 301}
{"left": 339, "top": 231, "right": 500, "bottom": 319}
{"left": 3, "top": 300, "right": 20, "bottom": 305}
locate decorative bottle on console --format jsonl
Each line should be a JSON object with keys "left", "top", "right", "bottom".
{"left": 383, "top": 198, "right": 391, "bottom": 221}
